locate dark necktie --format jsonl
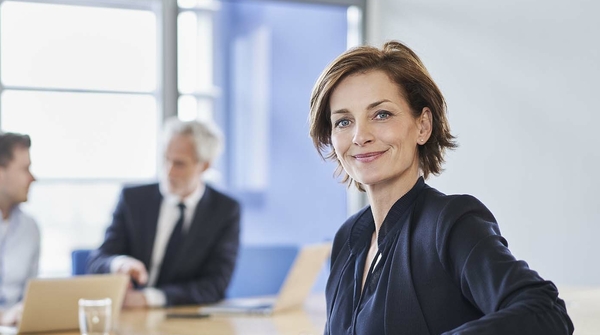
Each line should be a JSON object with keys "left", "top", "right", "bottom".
{"left": 157, "top": 202, "right": 185, "bottom": 286}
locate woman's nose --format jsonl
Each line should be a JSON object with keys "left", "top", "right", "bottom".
{"left": 352, "top": 121, "right": 374, "bottom": 146}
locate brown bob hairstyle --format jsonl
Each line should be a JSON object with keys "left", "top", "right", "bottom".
{"left": 309, "top": 40, "right": 457, "bottom": 191}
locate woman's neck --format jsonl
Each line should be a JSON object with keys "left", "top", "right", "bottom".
{"left": 366, "top": 172, "right": 421, "bottom": 237}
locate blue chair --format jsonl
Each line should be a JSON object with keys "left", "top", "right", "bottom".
{"left": 226, "top": 244, "right": 298, "bottom": 298}
{"left": 71, "top": 249, "right": 93, "bottom": 275}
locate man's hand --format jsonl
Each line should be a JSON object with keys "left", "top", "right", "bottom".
{"left": 116, "top": 257, "right": 148, "bottom": 286}
{"left": 122, "top": 289, "right": 148, "bottom": 309}
{"left": 0, "top": 302, "right": 23, "bottom": 326}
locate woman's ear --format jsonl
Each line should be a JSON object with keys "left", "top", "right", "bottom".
{"left": 417, "top": 107, "right": 433, "bottom": 144}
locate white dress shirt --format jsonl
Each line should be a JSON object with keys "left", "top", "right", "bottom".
{"left": 0, "top": 207, "right": 40, "bottom": 310}
{"left": 111, "top": 182, "right": 205, "bottom": 307}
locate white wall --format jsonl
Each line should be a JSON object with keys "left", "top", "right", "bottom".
{"left": 367, "top": 0, "right": 600, "bottom": 286}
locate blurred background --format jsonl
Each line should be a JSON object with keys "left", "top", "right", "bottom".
{"left": 0, "top": 0, "right": 597, "bottom": 290}
{"left": 0, "top": 0, "right": 357, "bottom": 279}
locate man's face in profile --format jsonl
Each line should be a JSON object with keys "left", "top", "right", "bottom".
{"left": 163, "top": 134, "right": 206, "bottom": 198}
{"left": 0, "top": 147, "right": 35, "bottom": 205}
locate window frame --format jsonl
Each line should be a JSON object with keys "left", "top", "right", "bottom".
{"left": 0, "top": 0, "right": 168, "bottom": 182}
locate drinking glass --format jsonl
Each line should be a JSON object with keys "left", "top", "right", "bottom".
{"left": 78, "top": 298, "right": 112, "bottom": 335}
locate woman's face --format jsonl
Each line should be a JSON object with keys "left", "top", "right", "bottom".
{"left": 329, "top": 70, "right": 431, "bottom": 192}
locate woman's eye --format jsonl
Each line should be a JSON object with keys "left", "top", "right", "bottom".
{"left": 375, "top": 111, "right": 391, "bottom": 119}
{"left": 334, "top": 119, "right": 351, "bottom": 128}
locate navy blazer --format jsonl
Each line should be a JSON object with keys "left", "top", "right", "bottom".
{"left": 325, "top": 178, "right": 573, "bottom": 335}
{"left": 87, "top": 183, "right": 240, "bottom": 306}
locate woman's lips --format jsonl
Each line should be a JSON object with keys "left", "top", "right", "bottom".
{"left": 353, "top": 151, "right": 385, "bottom": 163}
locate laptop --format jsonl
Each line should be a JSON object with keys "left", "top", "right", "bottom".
{"left": 0, "top": 274, "right": 128, "bottom": 334}
{"left": 199, "top": 242, "right": 331, "bottom": 315}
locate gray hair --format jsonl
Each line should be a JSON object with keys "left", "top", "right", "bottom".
{"left": 163, "top": 117, "right": 224, "bottom": 164}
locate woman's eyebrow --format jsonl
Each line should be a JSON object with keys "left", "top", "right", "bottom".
{"left": 331, "top": 108, "right": 350, "bottom": 115}
{"left": 367, "top": 99, "right": 391, "bottom": 110}
{"left": 331, "top": 99, "right": 392, "bottom": 116}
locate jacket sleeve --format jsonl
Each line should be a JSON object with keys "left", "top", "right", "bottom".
{"left": 437, "top": 195, "right": 574, "bottom": 335}
{"left": 158, "top": 201, "right": 241, "bottom": 306}
{"left": 86, "top": 190, "right": 131, "bottom": 274}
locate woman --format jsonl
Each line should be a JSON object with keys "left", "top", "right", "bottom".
{"left": 309, "top": 41, "right": 573, "bottom": 334}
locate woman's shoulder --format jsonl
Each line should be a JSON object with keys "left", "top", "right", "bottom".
{"left": 416, "top": 186, "right": 502, "bottom": 265}
{"left": 416, "top": 186, "right": 498, "bottom": 240}
{"left": 334, "top": 206, "right": 370, "bottom": 240}
{"left": 419, "top": 186, "right": 493, "bottom": 221}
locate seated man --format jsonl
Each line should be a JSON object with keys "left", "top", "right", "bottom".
{"left": 0, "top": 132, "right": 39, "bottom": 324}
{"left": 87, "top": 118, "right": 240, "bottom": 308}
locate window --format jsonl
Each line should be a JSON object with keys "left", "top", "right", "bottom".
{"left": 177, "top": 0, "right": 220, "bottom": 123}
{"left": 176, "top": 0, "right": 224, "bottom": 184}
{"left": 0, "top": 0, "right": 160, "bottom": 276}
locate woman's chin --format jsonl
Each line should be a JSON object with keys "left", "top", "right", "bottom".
{"left": 352, "top": 174, "right": 383, "bottom": 187}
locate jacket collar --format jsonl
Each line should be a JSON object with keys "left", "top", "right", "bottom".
{"left": 347, "top": 177, "right": 427, "bottom": 255}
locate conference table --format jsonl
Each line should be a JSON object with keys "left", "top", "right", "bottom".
{"left": 116, "top": 295, "right": 326, "bottom": 335}
{"left": 52, "top": 286, "right": 597, "bottom": 335}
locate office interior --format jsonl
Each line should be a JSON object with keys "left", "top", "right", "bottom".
{"left": 0, "top": 0, "right": 597, "bottom": 309}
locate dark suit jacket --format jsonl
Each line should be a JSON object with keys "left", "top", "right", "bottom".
{"left": 325, "top": 177, "right": 573, "bottom": 335}
{"left": 87, "top": 183, "right": 240, "bottom": 306}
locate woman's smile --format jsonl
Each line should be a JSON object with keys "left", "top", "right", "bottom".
{"left": 352, "top": 150, "right": 387, "bottom": 163}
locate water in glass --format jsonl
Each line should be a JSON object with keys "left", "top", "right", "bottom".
{"left": 78, "top": 298, "right": 112, "bottom": 335}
